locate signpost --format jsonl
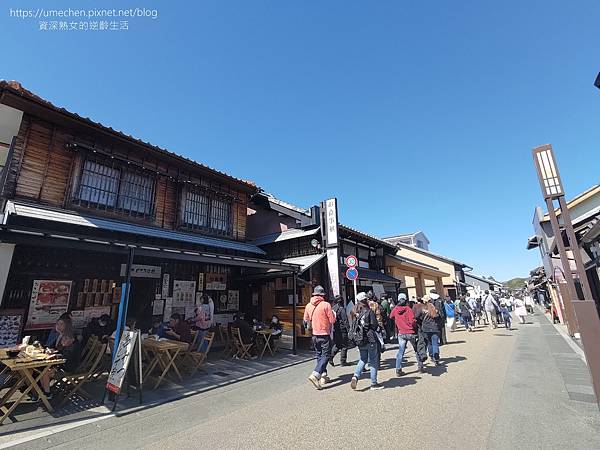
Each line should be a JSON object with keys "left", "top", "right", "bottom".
{"left": 345, "top": 255, "right": 359, "bottom": 300}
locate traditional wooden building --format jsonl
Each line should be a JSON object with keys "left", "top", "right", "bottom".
{"left": 0, "top": 81, "right": 297, "bottom": 338}
{"left": 247, "top": 193, "right": 402, "bottom": 339}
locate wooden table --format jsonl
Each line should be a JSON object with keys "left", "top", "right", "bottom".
{"left": 142, "top": 338, "right": 189, "bottom": 389}
{"left": 256, "top": 329, "right": 275, "bottom": 359}
{"left": 0, "top": 350, "right": 65, "bottom": 425}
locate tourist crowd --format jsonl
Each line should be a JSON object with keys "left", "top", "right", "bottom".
{"left": 303, "top": 285, "right": 536, "bottom": 391}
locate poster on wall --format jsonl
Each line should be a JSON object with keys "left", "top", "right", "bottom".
{"left": 197, "top": 273, "right": 204, "bottom": 291}
{"left": 153, "top": 300, "right": 165, "bottom": 316}
{"left": 252, "top": 292, "right": 259, "bottom": 306}
{"left": 163, "top": 298, "right": 173, "bottom": 322}
{"left": 161, "top": 273, "right": 170, "bottom": 298}
{"left": 218, "top": 294, "right": 228, "bottom": 311}
{"left": 84, "top": 306, "right": 111, "bottom": 323}
{"left": 172, "top": 280, "right": 196, "bottom": 307}
{"left": 0, "top": 309, "right": 25, "bottom": 348}
{"left": 71, "top": 310, "right": 86, "bottom": 329}
{"left": 372, "top": 283, "right": 385, "bottom": 299}
{"left": 206, "top": 273, "right": 227, "bottom": 291}
{"left": 26, "top": 280, "right": 72, "bottom": 330}
{"left": 227, "top": 290, "right": 240, "bottom": 311}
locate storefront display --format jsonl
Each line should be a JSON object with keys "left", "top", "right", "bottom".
{"left": 172, "top": 280, "right": 196, "bottom": 307}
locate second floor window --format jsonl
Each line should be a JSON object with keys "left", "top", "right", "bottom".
{"left": 75, "top": 158, "right": 155, "bottom": 217}
{"left": 182, "top": 187, "right": 232, "bottom": 236}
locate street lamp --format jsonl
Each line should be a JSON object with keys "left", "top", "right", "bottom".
{"left": 532, "top": 144, "right": 600, "bottom": 410}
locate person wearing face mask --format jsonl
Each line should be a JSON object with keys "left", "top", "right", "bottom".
{"left": 269, "top": 315, "right": 283, "bottom": 339}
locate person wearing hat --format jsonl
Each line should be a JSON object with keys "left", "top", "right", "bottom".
{"left": 350, "top": 292, "right": 384, "bottom": 390}
{"left": 390, "top": 293, "right": 423, "bottom": 375}
{"left": 303, "top": 285, "right": 336, "bottom": 390}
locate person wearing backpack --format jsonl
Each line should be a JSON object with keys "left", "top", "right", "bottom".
{"left": 414, "top": 295, "right": 442, "bottom": 366}
{"left": 303, "top": 285, "right": 336, "bottom": 390}
{"left": 390, "top": 293, "right": 423, "bottom": 375}
{"left": 350, "top": 292, "right": 384, "bottom": 390}
{"left": 330, "top": 295, "right": 350, "bottom": 366}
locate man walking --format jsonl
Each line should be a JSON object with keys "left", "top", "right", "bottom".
{"left": 444, "top": 296, "right": 457, "bottom": 332}
{"left": 330, "top": 295, "right": 349, "bottom": 366}
{"left": 303, "top": 285, "right": 336, "bottom": 389}
{"left": 483, "top": 290, "right": 499, "bottom": 329}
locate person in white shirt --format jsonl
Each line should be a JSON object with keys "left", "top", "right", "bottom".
{"left": 483, "top": 290, "right": 499, "bottom": 329}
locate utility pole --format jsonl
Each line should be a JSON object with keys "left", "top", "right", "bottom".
{"left": 532, "top": 144, "right": 600, "bottom": 410}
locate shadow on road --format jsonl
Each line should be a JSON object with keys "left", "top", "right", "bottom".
{"left": 443, "top": 340, "right": 466, "bottom": 345}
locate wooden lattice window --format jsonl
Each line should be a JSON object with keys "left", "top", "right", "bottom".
{"left": 74, "top": 156, "right": 156, "bottom": 218}
{"left": 182, "top": 187, "right": 232, "bottom": 236}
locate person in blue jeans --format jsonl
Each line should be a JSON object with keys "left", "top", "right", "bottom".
{"left": 350, "top": 292, "right": 384, "bottom": 390}
{"left": 390, "top": 294, "right": 423, "bottom": 375}
{"left": 414, "top": 295, "right": 442, "bottom": 367}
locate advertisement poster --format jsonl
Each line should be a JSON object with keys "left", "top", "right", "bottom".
{"left": 106, "top": 330, "right": 138, "bottom": 394}
{"left": 71, "top": 310, "right": 86, "bottom": 329}
{"left": 172, "top": 280, "right": 196, "bottom": 307}
{"left": 227, "top": 290, "right": 240, "bottom": 311}
{"left": 26, "top": 280, "right": 72, "bottom": 329}
{"left": 0, "top": 309, "right": 25, "bottom": 348}
{"left": 161, "top": 273, "right": 170, "bottom": 298}
{"left": 83, "top": 306, "right": 111, "bottom": 323}
{"left": 206, "top": 273, "right": 227, "bottom": 291}
{"left": 197, "top": 273, "right": 204, "bottom": 291}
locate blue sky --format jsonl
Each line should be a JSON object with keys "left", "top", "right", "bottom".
{"left": 3, "top": 1, "right": 600, "bottom": 280}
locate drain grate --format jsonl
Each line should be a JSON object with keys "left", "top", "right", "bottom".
{"left": 213, "top": 371, "right": 230, "bottom": 377}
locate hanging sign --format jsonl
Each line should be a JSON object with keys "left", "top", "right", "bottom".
{"left": 106, "top": 330, "right": 138, "bottom": 394}
{"left": 323, "top": 198, "right": 339, "bottom": 247}
{"left": 161, "top": 273, "right": 170, "bottom": 298}
{"left": 120, "top": 264, "right": 161, "bottom": 279}
{"left": 345, "top": 255, "right": 358, "bottom": 268}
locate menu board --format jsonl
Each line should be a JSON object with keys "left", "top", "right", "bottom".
{"left": 26, "top": 280, "right": 72, "bottom": 330}
{"left": 172, "top": 280, "right": 196, "bottom": 307}
{"left": 0, "top": 309, "right": 25, "bottom": 348}
{"left": 106, "top": 330, "right": 139, "bottom": 394}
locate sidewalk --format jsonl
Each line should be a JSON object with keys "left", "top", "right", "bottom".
{"left": 0, "top": 347, "right": 312, "bottom": 448}
{"left": 488, "top": 311, "right": 600, "bottom": 449}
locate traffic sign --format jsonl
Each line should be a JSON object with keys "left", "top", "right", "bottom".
{"left": 346, "top": 267, "right": 359, "bottom": 281}
{"left": 345, "top": 255, "right": 358, "bottom": 268}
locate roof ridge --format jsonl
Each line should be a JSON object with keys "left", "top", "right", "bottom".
{"left": 0, "top": 80, "right": 257, "bottom": 189}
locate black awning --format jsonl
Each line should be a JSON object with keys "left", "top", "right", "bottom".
{"left": 343, "top": 267, "right": 402, "bottom": 284}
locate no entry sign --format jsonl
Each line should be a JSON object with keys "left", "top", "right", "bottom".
{"left": 345, "top": 255, "right": 358, "bottom": 268}
{"left": 346, "top": 267, "right": 359, "bottom": 281}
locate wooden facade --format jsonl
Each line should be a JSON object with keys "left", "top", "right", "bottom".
{"left": 3, "top": 113, "right": 251, "bottom": 241}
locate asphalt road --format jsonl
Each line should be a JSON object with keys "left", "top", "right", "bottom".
{"left": 10, "top": 314, "right": 600, "bottom": 450}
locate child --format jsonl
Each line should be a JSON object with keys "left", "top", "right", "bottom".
{"left": 499, "top": 303, "right": 511, "bottom": 330}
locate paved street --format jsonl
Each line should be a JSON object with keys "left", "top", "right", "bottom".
{"left": 6, "top": 311, "right": 600, "bottom": 450}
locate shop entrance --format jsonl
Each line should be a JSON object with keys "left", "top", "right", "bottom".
{"left": 129, "top": 278, "right": 157, "bottom": 330}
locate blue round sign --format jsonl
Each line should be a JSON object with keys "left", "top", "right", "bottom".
{"left": 346, "top": 267, "right": 359, "bottom": 281}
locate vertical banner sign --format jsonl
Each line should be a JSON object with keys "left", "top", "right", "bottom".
{"left": 327, "top": 248, "right": 341, "bottom": 297}
{"left": 324, "top": 198, "right": 339, "bottom": 247}
{"left": 323, "top": 198, "right": 341, "bottom": 298}
{"left": 106, "top": 330, "right": 138, "bottom": 394}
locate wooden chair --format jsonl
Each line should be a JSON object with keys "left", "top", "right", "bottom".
{"left": 186, "top": 332, "right": 215, "bottom": 376}
{"left": 57, "top": 340, "right": 108, "bottom": 406}
{"left": 220, "top": 326, "right": 235, "bottom": 359}
{"left": 231, "top": 327, "right": 253, "bottom": 360}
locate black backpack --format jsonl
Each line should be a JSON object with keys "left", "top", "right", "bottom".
{"left": 349, "top": 311, "right": 367, "bottom": 347}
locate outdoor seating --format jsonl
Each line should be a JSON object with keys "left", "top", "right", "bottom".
{"left": 230, "top": 327, "right": 253, "bottom": 360}
{"left": 184, "top": 331, "right": 215, "bottom": 376}
{"left": 56, "top": 339, "right": 109, "bottom": 406}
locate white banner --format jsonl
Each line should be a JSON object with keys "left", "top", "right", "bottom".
{"left": 327, "top": 247, "right": 341, "bottom": 297}
{"left": 324, "top": 198, "right": 339, "bottom": 247}
{"left": 106, "top": 330, "right": 138, "bottom": 394}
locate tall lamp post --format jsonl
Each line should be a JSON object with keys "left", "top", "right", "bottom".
{"left": 532, "top": 144, "right": 600, "bottom": 409}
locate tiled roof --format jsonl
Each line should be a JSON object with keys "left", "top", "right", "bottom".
{"left": 0, "top": 80, "right": 257, "bottom": 190}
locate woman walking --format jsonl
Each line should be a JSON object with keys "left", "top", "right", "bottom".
{"left": 350, "top": 292, "right": 384, "bottom": 390}
{"left": 458, "top": 296, "right": 474, "bottom": 332}
{"left": 514, "top": 296, "right": 528, "bottom": 324}
{"left": 414, "top": 295, "right": 442, "bottom": 366}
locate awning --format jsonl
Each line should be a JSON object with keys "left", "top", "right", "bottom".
{"left": 250, "top": 227, "right": 320, "bottom": 246}
{"left": 3, "top": 201, "right": 265, "bottom": 255}
{"left": 385, "top": 254, "right": 450, "bottom": 278}
{"left": 344, "top": 267, "right": 402, "bottom": 284}
{"left": 280, "top": 253, "right": 325, "bottom": 273}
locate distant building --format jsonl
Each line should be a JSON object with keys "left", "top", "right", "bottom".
{"left": 384, "top": 231, "right": 430, "bottom": 251}
{"left": 464, "top": 273, "right": 503, "bottom": 295}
